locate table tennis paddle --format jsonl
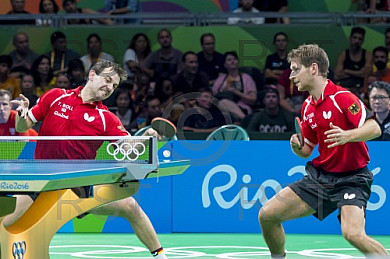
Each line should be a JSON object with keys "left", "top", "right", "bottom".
{"left": 294, "top": 117, "right": 304, "bottom": 147}
{"left": 151, "top": 117, "right": 177, "bottom": 138}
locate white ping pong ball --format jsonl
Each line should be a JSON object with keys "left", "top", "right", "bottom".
{"left": 163, "top": 150, "right": 171, "bottom": 158}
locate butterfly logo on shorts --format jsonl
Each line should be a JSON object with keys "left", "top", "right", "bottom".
{"left": 344, "top": 193, "right": 356, "bottom": 200}
{"left": 84, "top": 113, "right": 95, "bottom": 122}
{"left": 323, "top": 111, "right": 332, "bottom": 120}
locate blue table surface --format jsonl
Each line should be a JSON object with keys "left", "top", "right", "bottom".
{"left": 0, "top": 160, "right": 190, "bottom": 181}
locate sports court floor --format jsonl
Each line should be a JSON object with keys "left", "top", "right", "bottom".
{"left": 50, "top": 233, "right": 390, "bottom": 258}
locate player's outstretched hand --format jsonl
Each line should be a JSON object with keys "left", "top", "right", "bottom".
{"left": 324, "top": 122, "right": 349, "bottom": 148}
{"left": 143, "top": 128, "right": 164, "bottom": 141}
{"left": 10, "top": 94, "right": 30, "bottom": 119}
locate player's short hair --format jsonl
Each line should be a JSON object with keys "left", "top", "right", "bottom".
{"left": 368, "top": 81, "right": 390, "bottom": 97}
{"left": 288, "top": 44, "right": 329, "bottom": 77}
{"left": 90, "top": 60, "right": 128, "bottom": 84}
{"left": 0, "top": 89, "right": 11, "bottom": 101}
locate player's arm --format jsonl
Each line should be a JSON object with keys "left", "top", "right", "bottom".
{"left": 324, "top": 119, "right": 380, "bottom": 148}
{"left": 10, "top": 94, "right": 35, "bottom": 132}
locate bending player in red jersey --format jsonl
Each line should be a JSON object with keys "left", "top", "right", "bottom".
{"left": 258, "top": 44, "right": 388, "bottom": 258}
{"left": 10, "top": 60, "right": 167, "bottom": 259}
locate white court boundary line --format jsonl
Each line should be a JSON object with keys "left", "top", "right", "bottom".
{"left": 48, "top": 245, "right": 383, "bottom": 258}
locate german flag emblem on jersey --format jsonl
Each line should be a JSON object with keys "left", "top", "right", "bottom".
{"left": 348, "top": 103, "right": 360, "bottom": 115}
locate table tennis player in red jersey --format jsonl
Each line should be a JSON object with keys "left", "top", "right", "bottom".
{"left": 258, "top": 44, "right": 388, "bottom": 258}
{"left": 10, "top": 60, "right": 167, "bottom": 259}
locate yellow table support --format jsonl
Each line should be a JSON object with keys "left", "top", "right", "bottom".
{"left": 0, "top": 182, "right": 139, "bottom": 259}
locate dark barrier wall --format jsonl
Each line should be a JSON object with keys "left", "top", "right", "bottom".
{"left": 60, "top": 140, "right": 390, "bottom": 235}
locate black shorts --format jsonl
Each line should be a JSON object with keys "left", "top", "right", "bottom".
{"left": 289, "top": 161, "right": 373, "bottom": 221}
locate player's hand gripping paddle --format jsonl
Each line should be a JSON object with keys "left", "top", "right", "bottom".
{"left": 295, "top": 117, "right": 304, "bottom": 148}
{"left": 151, "top": 117, "right": 177, "bottom": 138}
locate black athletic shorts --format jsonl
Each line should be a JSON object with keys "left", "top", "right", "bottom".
{"left": 289, "top": 161, "right": 373, "bottom": 221}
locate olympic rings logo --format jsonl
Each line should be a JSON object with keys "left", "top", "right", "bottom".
{"left": 106, "top": 142, "right": 146, "bottom": 161}
{"left": 12, "top": 241, "right": 26, "bottom": 259}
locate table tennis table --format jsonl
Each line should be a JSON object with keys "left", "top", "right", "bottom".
{"left": 0, "top": 136, "right": 190, "bottom": 259}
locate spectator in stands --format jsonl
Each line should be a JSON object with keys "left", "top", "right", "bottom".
{"left": 104, "top": 0, "right": 139, "bottom": 24}
{"left": 154, "top": 77, "right": 174, "bottom": 109}
{"left": 55, "top": 73, "right": 71, "bottom": 89}
{"left": 172, "top": 51, "right": 209, "bottom": 95}
{"left": 277, "top": 68, "right": 308, "bottom": 116}
{"left": 0, "top": 89, "right": 37, "bottom": 136}
{"left": 228, "top": 0, "right": 264, "bottom": 25}
{"left": 31, "top": 55, "right": 56, "bottom": 96}
{"left": 37, "top": 0, "right": 59, "bottom": 26}
{"left": 133, "top": 95, "right": 162, "bottom": 130}
{"left": 2, "top": 0, "right": 35, "bottom": 25}
{"left": 246, "top": 87, "right": 294, "bottom": 133}
{"left": 18, "top": 73, "right": 38, "bottom": 109}
{"left": 0, "top": 55, "right": 21, "bottom": 100}
{"left": 46, "top": 31, "right": 80, "bottom": 76}
{"left": 365, "top": 47, "right": 390, "bottom": 90}
{"left": 264, "top": 32, "right": 290, "bottom": 87}
{"left": 212, "top": 51, "right": 257, "bottom": 121}
{"left": 8, "top": 32, "right": 38, "bottom": 74}
{"left": 142, "top": 29, "right": 183, "bottom": 82}
{"left": 197, "top": 33, "right": 226, "bottom": 86}
{"left": 67, "top": 59, "right": 86, "bottom": 89}
{"left": 114, "top": 88, "right": 135, "bottom": 131}
{"left": 334, "top": 27, "right": 372, "bottom": 98}
{"left": 80, "top": 33, "right": 114, "bottom": 73}
{"left": 123, "top": 33, "right": 151, "bottom": 79}
{"left": 368, "top": 81, "right": 390, "bottom": 140}
{"left": 252, "top": 0, "right": 290, "bottom": 24}
{"left": 182, "top": 88, "right": 226, "bottom": 133}
{"left": 63, "top": 0, "right": 113, "bottom": 25}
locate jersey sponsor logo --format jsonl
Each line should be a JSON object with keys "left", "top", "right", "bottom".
{"left": 348, "top": 103, "right": 360, "bottom": 115}
{"left": 344, "top": 193, "right": 356, "bottom": 200}
{"left": 54, "top": 111, "right": 69, "bottom": 119}
{"left": 323, "top": 111, "right": 332, "bottom": 119}
{"left": 84, "top": 113, "right": 95, "bottom": 122}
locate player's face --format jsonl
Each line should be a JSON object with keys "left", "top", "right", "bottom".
{"left": 202, "top": 36, "right": 215, "bottom": 55}
{"left": 0, "top": 95, "right": 11, "bottom": 123}
{"left": 369, "top": 87, "right": 390, "bottom": 114}
{"left": 289, "top": 60, "right": 311, "bottom": 92}
{"left": 90, "top": 67, "right": 120, "bottom": 102}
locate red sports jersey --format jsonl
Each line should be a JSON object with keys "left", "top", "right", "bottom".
{"left": 29, "top": 87, "right": 128, "bottom": 159}
{"left": 301, "top": 80, "right": 370, "bottom": 173}
{"left": 0, "top": 110, "right": 37, "bottom": 136}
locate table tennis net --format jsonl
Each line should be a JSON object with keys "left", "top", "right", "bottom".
{"left": 0, "top": 136, "right": 154, "bottom": 164}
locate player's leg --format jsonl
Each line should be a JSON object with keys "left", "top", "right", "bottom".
{"left": 91, "top": 197, "right": 166, "bottom": 258}
{"left": 2, "top": 195, "right": 33, "bottom": 227}
{"left": 259, "top": 187, "right": 315, "bottom": 257}
{"left": 340, "top": 205, "right": 388, "bottom": 255}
